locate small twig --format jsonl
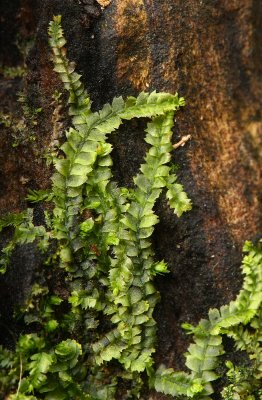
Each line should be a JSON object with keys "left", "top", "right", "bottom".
{"left": 172, "top": 134, "right": 191, "bottom": 149}
{"left": 15, "top": 354, "right": 23, "bottom": 399}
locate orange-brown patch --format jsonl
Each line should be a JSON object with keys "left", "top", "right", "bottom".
{"left": 96, "top": 0, "right": 112, "bottom": 7}
{"left": 115, "top": 0, "right": 151, "bottom": 91}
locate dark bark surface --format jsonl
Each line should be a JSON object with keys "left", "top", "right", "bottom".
{"left": 0, "top": 0, "right": 261, "bottom": 398}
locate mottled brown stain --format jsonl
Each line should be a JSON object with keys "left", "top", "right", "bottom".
{"left": 115, "top": 0, "right": 151, "bottom": 91}
{"left": 101, "top": 2, "right": 262, "bottom": 385}
{"left": 191, "top": 113, "right": 261, "bottom": 242}
{"left": 140, "top": 0, "right": 261, "bottom": 246}
{"left": 184, "top": 1, "right": 261, "bottom": 244}
{"left": 0, "top": 0, "right": 51, "bottom": 215}
{"left": 132, "top": 1, "right": 262, "bottom": 389}
{"left": 143, "top": 1, "right": 182, "bottom": 93}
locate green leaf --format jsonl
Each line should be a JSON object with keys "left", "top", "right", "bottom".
{"left": 152, "top": 260, "right": 169, "bottom": 275}
{"left": 100, "top": 343, "right": 125, "bottom": 362}
{"left": 67, "top": 174, "right": 87, "bottom": 187}
{"left": 133, "top": 174, "right": 151, "bottom": 193}
{"left": 139, "top": 214, "right": 159, "bottom": 228}
{"left": 54, "top": 339, "right": 82, "bottom": 369}
{"left": 75, "top": 151, "right": 97, "bottom": 166}
{"left": 45, "top": 320, "right": 59, "bottom": 333}
{"left": 166, "top": 178, "right": 192, "bottom": 217}
{"left": 153, "top": 367, "right": 202, "bottom": 397}
{"left": 129, "top": 350, "right": 153, "bottom": 372}
{"left": 129, "top": 287, "right": 143, "bottom": 304}
{"left": 26, "top": 189, "right": 53, "bottom": 203}
{"left": 96, "top": 116, "right": 122, "bottom": 133}
{"left": 0, "top": 211, "right": 27, "bottom": 233}
{"left": 80, "top": 218, "right": 94, "bottom": 234}
{"left": 18, "top": 334, "right": 45, "bottom": 354}
{"left": 54, "top": 159, "right": 70, "bottom": 177}
{"left": 28, "top": 352, "right": 53, "bottom": 389}
{"left": 119, "top": 91, "right": 184, "bottom": 120}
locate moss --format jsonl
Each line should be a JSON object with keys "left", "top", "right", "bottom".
{"left": 0, "top": 16, "right": 261, "bottom": 400}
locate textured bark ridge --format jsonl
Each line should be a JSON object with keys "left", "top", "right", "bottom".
{"left": 0, "top": 0, "right": 261, "bottom": 397}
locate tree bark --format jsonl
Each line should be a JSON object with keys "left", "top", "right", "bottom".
{"left": 0, "top": 0, "right": 261, "bottom": 398}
